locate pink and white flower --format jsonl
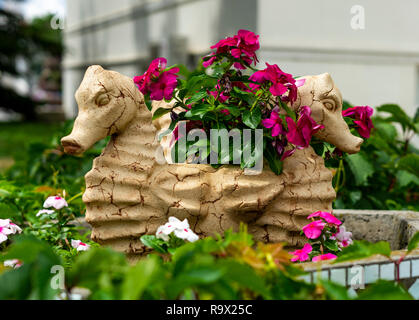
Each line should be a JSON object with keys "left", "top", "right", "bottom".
{"left": 0, "top": 221, "right": 13, "bottom": 244}
{"left": 43, "top": 196, "right": 68, "bottom": 210}
{"left": 71, "top": 240, "right": 90, "bottom": 251}
{"left": 335, "top": 225, "right": 353, "bottom": 248}
{"left": 156, "top": 216, "right": 199, "bottom": 242}
{"left": 36, "top": 209, "right": 55, "bottom": 217}
{"left": 0, "top": 219, "right": 21, "bottom": 244}
{"left": 4, "top": 259, "right": 22, "bottom": 269}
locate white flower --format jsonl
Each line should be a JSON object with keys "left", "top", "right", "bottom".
{"left": 335, "top": 225, "right": 353, "bottom": 248}
{"left": 8, "top": 222, "right": 22, "bottom": 234}
{"left": 156, "top": 217, "right": 199, "bottom": 242}
{"left": 36, "top": 209, "right": 55, "bottom": 217}
{"left": 43, "top": 196, "right": 68, "bottom": 210}
{"left": 4, "top": 259, "right": 22, "bottom": 269}
{"left": 71, "top": 239, "right": 90, "bottom": 251}
{"left": 0, "top": 219, "right": 14, "bottom": 244}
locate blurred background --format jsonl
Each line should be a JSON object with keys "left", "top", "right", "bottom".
{"left": 0, "top": 0, "right": 418, "bottom": 171}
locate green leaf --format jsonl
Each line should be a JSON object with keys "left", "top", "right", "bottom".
{"left": 407, "top": 232, "right": 419, "bottom": 253}
{"left": 223, "top": 105, "right": 240, "bottom": 117}
{"left": 186, "top": 91, "right": 208, "bottom": 104}
{"left": 357, "top": 280, "right": 413, "bottom": 300}
{"left": 397, "top": 154, "right": 419, "bottom": 178}
{"left": 140, "top": 235, "right": 168, "bottom": 254}
{"left": 120, "top": 255, "right": 162, "bottom": 300}
{"left": 242, "top": 108, "right": 261, "bottom": 129}
{"left": 320, "top": 280, "right": 350, "bottom": 300}
{"left": 324, "top": 239, "right": 339, "bottom": 252}
{"left": 335, "top": 240, "right": 391, "bottom": 263}
{"left": 396, "top": 170, "right": 419, "bottom": 188}
{"left": 145, "top": 99, "right": 152, "bottom": 111}
{"left": 373, "top": 121, "right": 397, "bottom": 141}
{"left": 377, "top": 104, "right": 416, "bottom": 132}
{"left": 185, "top": 104, "right": 211, "bottom": 119}
{"left": 345, "top": 153, "right": 374, "bottom": 186}
{"left": 218, "top": 259, "right": 271, "bottom": 298}
{"left": 0, "top": 202, "right": 20, "bottom": 220}
{"left": 152, "top": 107, "right": 171, "bottom": 121}
{"left": 264, "top": 142, "right": 283, "bottom": 175}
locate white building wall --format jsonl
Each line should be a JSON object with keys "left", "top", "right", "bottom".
{"left": 63, "top": 0, "right": 419, "bottom": 120}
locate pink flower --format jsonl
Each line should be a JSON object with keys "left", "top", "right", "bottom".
{"left": 249, "top": 64, "right": 304, "bottom": 103}
{"left": 43, "top": 196, "right": 68, "bottom": 210}
{"left": 71, "top": 239, "right": 90, "bottom": 252}
{"left": 4, "top": 259, "right": 22, "bottom": 269}
{"left": 312, "top": 253, "right": 337, "bottom": 262}
{"left": 203, "top": 30, "right": 260, "bottom": 69}
{"left": 133, "top": 57, "right": 166, "bottom": 93}
{"left": 302, "top": 220, "right": 326, "bottom": 239}
{"left": 335, "top": 225, "right": 353, "bottom": 248}
{"left": 342, "top": 106, "right": 374, "bottom": 138}
{"left": 149, "top": 69, "right": 179, "bottom": 100}
{"left": 286, "top": 106, "right": 324, "bottom": 148}
{"left": 307, "top": 211, "right": 342, "bottom": 226}
{"left": 289, "top": 243, "right": 313, "bottom": 262}
{"left": 0, "top": 219, "right": 22, "bottom": 243}
{"left": 262, "top": 109, "right": 286, "bottom": 137}
{"left": 133, "top": 57, "right": 179, "bottom": 101}
{"left": 0, "top": 221, "right": 13, "bottom": 244}
{"left": 203, "top": 53, "right": 217, "bottom": 68}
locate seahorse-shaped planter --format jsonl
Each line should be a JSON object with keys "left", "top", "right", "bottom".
{"left": 61, "top": 65, "right": 363, "bottom": 258}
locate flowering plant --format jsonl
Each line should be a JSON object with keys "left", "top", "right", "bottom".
{"left": 141, "top": 216, "right": 199, "bottom": 254}
{"left": 134, "top": 30, "right": 374, "bottom": 174}
{"left": 290, "top": 211, "right": 353, "bottom": 263}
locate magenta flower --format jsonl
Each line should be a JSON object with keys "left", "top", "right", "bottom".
{"left": 307, "top": 211, "right": 342, "bottom": 226}
{"left": 203, "top": 30, "right": 260, "bottom": 69}
{"left": 133, "top": 57, "right": 179, "bottom": 101}
{"left": 342, "top": 106, "right": 374, "bottom": 138}
{"left": 312, "top": 253, "right": 337, "bottom": 262}
{"left": 302, "top": 220, "right": 326, "bottom": 239}
{"left": 262, "top": 110, "right": 286, "bottom": 137}
{"left": 133, "top": 57, "right": 166, "bottom": 93}
{"left": 149, "top": 69, "right": 179, "bottom": 100}
{"left": 286, "top": 106, "right": 324, "bottom": 148}
{"left": 289, "top": 243, "right": 313, "bottom": 262}
{"left": 249, "top": 64, "right": 305, "bottom": 103}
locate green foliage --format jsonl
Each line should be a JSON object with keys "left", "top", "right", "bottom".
{"left": 407, "top": 231, "right": 419, "bottom": 253}
{"left": 0, "top": 235, "right": 62, "bottom": 300}
{"left": 331, "top": 102, "right": 418, "bottom": 211}
{"left": 335, "top": 240, "right": 391, "bottom": 263}
{"left": 1, "top": 231, "right": 414, "bottom": 300}
{"left": 356, "top": 281, "right": 413, "bottom": 300}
